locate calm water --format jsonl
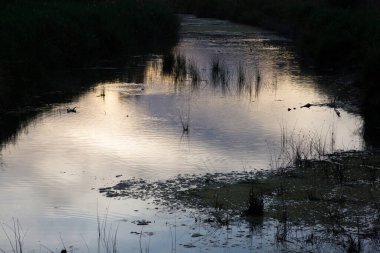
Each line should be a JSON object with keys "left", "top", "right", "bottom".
{"left": 0, "top": 16, "right": 364, "bottom": 252}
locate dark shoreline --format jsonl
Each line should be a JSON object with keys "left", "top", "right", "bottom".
{"left": 0, "top": 0, "right": 180, "bottom": 146}
{"left": 0, "top": 0, "right": 179, "bottom": 113}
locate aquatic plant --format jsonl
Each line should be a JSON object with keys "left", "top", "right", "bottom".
{"left": 0, "top": 218, "right": 25, "bottom": 253}
{"left": 236, "top": 63, "right": 249, "bottom": 96}
{"left": 179, "top": 112, "right": 190, "bottom": 133}
{"left": 173, "top": 54, "right": 187, "bottom": 83}
{"left": 0, "top": 211, "right": 121, "bottom": 253}
{"left": 210, "top": 58, "right": 230, "bottom": 93}
{"left": 254, "top": 68, "right": 262, "bottom": 98}
{"left": 275, "top": 204, "right": 289, "bottom": 243}
{"left": 188, "top": 61, "right": 201, "bottom": 90}
{"left": 270, "top": 124, "right": 338, "bottom": 170}
{"left": 213, "top": 193, "right": 224, "bottom": 210}
{"left": 244, "top": 187, "right": 264, "bottom": 216}
{"left": 97, "top": 208, "right": 119, "bottom": 253}
{"left": 162, "top": 53, "right": 176, "bottom": 76}
{"left": 178, "top": 102, "right": 191, "bottom": 133}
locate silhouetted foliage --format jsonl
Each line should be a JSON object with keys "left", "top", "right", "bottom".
{"left": 0, "top": 0, "right": 179, "bottom": 115}
{"left": 0, "top": 0, "right": 179, "bottom": 71}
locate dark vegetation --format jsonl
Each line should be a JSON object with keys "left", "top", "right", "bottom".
{"left": 101, "top": 148, "right": 380, "bottom": 251}
{"left": 0, "top": 0, "right": 178, "bottom": 70}
{"left": 183, "top": 151, "right": 380, "bottom": 251}
{"left": 0, "top": 0, "right": 179, "bottom": 115}
{"left": 169, "top": 0, "right": 380, "bottom": 146}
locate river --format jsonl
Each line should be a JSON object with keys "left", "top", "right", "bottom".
{"left": 0, "top": 15, "right": 364, "bottom": 252}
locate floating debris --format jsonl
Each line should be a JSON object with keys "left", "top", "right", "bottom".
{"left": 183, "top": 243, "right": 196, "bottom": 248}
{"left": 334, "top": 108, "right": 341, "bottom": 117}
{"left": 66, "top": 107, "right": 77, "bottom": 113}
{"left": 300, "top": 103, "right": 312, "bottom": 108}
{"left": 135, "top": 219, "right": 151, "bottom": 226}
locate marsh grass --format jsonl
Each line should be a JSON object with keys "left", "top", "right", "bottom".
{"left": 179, "top": 109, "right": 190, "bottom": 133}
{"left": 213, "top": 193, "right": 224, "bottom": 210}
{"left": 164, "top": 55, "right": 203, "bottom": 133}
{"left": 236, "top": 63, "right": 246, "bottom": 94}
{"left": 0, "top": 218, "right": 25, "bottom": 253}
{"left": 254, "top": 68, "right": 262, "bottom": 99}
{"left": 270, "top": 124, "right": 338, "bottom": 170}
{"left": 162, "top": 53, "right": 203, "bottom": 92}
{"left": 245, "top": 187, "right": 264, "bottom": 216}
{"left": 1, "top": 209, "right": 122, "bottom": 253}
{"left": 178, "top": 91, "right": 192, "bottom": 133}
{"left": 97, "top": 209, "right": 119, "bottom": 253}
{"left": 188, "top": 61, "right": 201, "bottom": 90}
{"left": 234, "top": 62, "right": 256, "bottom": 100}
{"left": 210, "top": 58, "right": 231, "bottom": 93}
{"left": 173, "top": 54, "right": 187, "bottom": 83}
{"left": 182, "top": 149, "right": 380, "bottom": 250}
{"left": 163, "top": 55, "right": 265, "bottom": 98}
{"left": 275, "top": 204, "right": 289, "bottom": 243}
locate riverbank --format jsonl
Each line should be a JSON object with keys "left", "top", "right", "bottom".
{"left": 0, "top": 0, "right": 179, "bottom": 69}
{"left": 0, "top": 0, "right": 179, "bottom": 115}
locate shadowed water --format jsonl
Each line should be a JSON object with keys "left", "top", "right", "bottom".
{"left": 0, "top": 15, "right": 365, "bottom": 252}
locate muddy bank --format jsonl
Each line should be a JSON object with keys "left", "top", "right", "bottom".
{"left": 101, "top": 150, "right": 380, "bottom": 252}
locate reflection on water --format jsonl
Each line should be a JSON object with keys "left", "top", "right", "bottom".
{"left": 0, "top": 15, "right": 365, "bottom": 251}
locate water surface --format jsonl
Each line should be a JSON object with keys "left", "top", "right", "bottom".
{"left": 0, "top": 15, "right": 364, "bottom": 252}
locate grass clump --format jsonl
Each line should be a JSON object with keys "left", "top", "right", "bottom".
{"left": 210, "top": 58, "right": 230, "bottom": 93}
{"left": 1, "top": 218, "right": 25, "bottom": 253}
{"left": 244, "top": 187, "right": 264, "bottom": 216}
